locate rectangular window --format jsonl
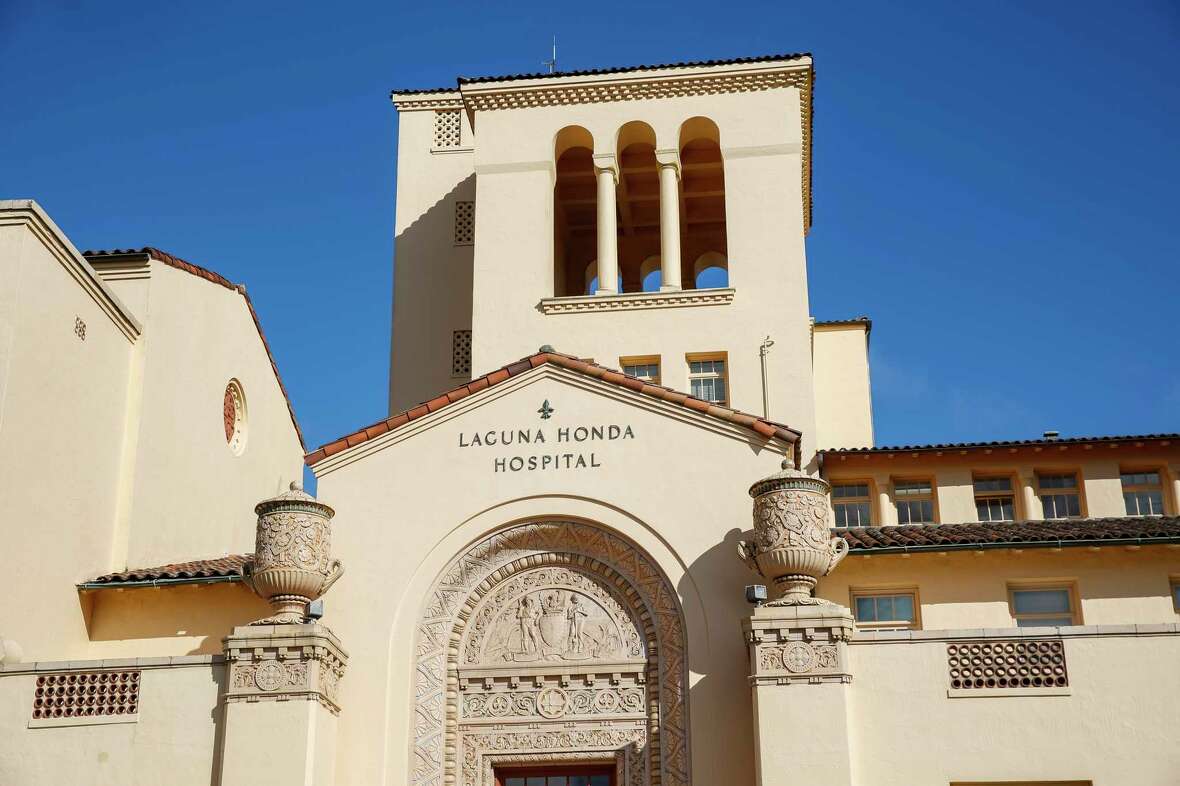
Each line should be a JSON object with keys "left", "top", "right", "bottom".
{"left": 1008, "top": 585, "right": 1079, "bottom": 627}
{"left": 620, "top": 356, "right": 660, "bottom": 385}
{"left": 497, "top": 768, "right": 614, "bottom": 786}
{"left": 852, "top": 589, "right": 919, "bottom": 628}
{"left": 974, "top": 476, "right": 1015, "bottom": 522}
{"left": 832, "top": 482, "right": 872, "bottom": 527}
{"left": 687, "top": 355, "right": 727, "bottom": 405}
{"left": 894, "top": 479, "right": 935, "bottom": 524}
{"left": 1037, "top": 472, "right": 1081, "bottom": 519}
{"left": 1172, "top": 579, "right": 1180, "bottom": 613}
{"left": 1122, "top": 470, "right": 1165, "bottom": 516}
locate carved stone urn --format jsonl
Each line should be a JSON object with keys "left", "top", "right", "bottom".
{"left": 738, "top": 461, "right": 849, "bottom": 605}
{"left": 244, "top": 483, "right": 344, "bottom": 624}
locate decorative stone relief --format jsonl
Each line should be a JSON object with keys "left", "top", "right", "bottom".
{"left": 224, "top": 625, "right": 348, "bottom": 715}
{"left": 738, "top": 462, "right": 848, "bottom": 605}
{"left": 462, "top": 566, "right": 644, "bottom": 665}
{"left": 413, "top": 521, "right": 689, "bottom": 786}
{"left": 744, "top": 604, "right": 854, "bottom": 687}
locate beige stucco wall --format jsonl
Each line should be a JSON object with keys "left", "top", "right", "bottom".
{"left": 0, "top": 660, "right": 224, "bottom": 786}
{"left": 0, "top": 204, "right": 138, "bottom": 662}
{"left": 389, "top": 102, "right": 476, "bottom": 413}
{"left": 313, "top": 365, "right": 792, "bottom": 786}
{"left": 466, "top": 87, "right": 817, "bottom": 461}
{"left": 845, "top": 632, "right": 1180, "bottom": 785}
{"left": 84, "top": 582, "right": 271, "bottom": 657}
{"left": 111, "top": 260, "right": 305, "bottom": 569}
{"left": 812, "top": 323, "right": 873, "bottom": 450}
{"left": 823, "top": 444, "right": 1180, "bottom": 525}
{"left": 819, "top": 547, "right": 1180, "bottom": 630}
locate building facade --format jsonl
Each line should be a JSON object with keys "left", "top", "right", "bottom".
{"left": 1, "top": 55, "right": 1179, "bottom": 786}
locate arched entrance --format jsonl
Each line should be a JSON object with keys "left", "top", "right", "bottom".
{"left": 412, "top": 521, "right": 690, "bottom": 786}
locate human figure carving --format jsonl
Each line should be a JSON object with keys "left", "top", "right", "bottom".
{"left": 566, "top": 594, "right": 588, "bottom": 653}
{"left": 516, "top": 596, "right": 540, "bottom": 655}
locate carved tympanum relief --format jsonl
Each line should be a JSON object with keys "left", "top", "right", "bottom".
{"left": 463, "top": 566, "right": 644, "bottom": 665}
{"left": 413, "top": 521, "right": 688, "bottom": 786}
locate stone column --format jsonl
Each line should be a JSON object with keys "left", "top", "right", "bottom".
{"left": 220, "top": 625, "right": 348, "bottom": 785}
{"left": 739, "top": 461, "right": 855, "bottom": 786}
{"left": 874, "top": 476, "right": 896, "bottom": 526}
{"left": 593, "top": 154, "right": 619, "bottom": 295}
{"left": 1020, "top": 474, "right": 1041, "bottom": 520}
{"left": 744, "top": 605, "right": 855, "bottom": 786}
{"left": 655, "top": 149, "right": 682, "bottom": 291}
{"left": 218, "top": 484, "right": 348, "bottom": 786}
{"left": 1169, "top": 466, "right": 1180, "bottom": 514}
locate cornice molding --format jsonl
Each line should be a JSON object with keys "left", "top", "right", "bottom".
{"left": 390, "top": 93, "right": 464, "bottom": 112}
{"left": 539, "top": 287, "right": 735, "bottom": 314}
{"left": 0, "top": 200, "right": 141, "bottom": 341}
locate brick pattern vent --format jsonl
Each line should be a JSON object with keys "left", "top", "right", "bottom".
{"left": 452, "top": 330, "right": 472, "bottom": 376}
{"left": 32, "top": 671, "right": 140, "bottom": 720}
{"left": 454, "top": 201, "right": 474, "bottom": 245}
{"left": 947, "top": 640, "right": 1067, "bottom": 690}
{"left": 433, "top": 110, "right": 462, "bottom": 148}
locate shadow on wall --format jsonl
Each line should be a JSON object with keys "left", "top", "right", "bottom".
{"left": 390, "top": 174, "right": 476, "bottom": 412}
{"left": 209, "top": 654, "right": 229, "bottom": 786}
{"left": 676, "top": 525, "right": 760, "bottom": 786}
{"left": 80, "top": 583, "right": 271, "bottom": 656}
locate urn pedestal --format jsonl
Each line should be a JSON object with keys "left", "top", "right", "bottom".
{"left": 244, "top": 483, "right": 344, "bottom": 624}
{"left": 738, "top": 462, "right": 848, "bottom": 605}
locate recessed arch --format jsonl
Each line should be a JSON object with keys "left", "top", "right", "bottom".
{"left": 678, "top": 117, "right": 727, "bottom": 289}
{"left": 615, "top": 121, "right": 660, "bottom": 294}
{"left": 693, "top": 251, "right": 728, "bottom": 289}
{"left": 640, "top": 255, "right": 662, "bottom": 292}
{"left": 410, "top": 520, "right": 691, "bottom": 786}
{"left": 554, "top": 126, "right": 597, "bottom": 297}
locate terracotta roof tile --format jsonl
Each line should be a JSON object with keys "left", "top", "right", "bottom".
{"left": 307, "top": 349, "right": 801, "bottom": 465}
{"left": 82, "top": 554, "right": 251, "bottom": 586}
{"left": 83, "top": 248, "right": 304, "bottom": 449}
{"left": 821, "top": 433, "right": 1179, "bottom": 455}
{"left": 836, "top": 516, "right": 1180, "bottom": 553}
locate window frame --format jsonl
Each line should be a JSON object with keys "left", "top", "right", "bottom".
{"left": 849, "top": 586, "right": 921, "bottom": 630}
{"left": 685, "top": 352, "right": 728, "bottom": 405}
{"left": 973, "top": 473, "right": 1019, "bottom": 522}
{"left": 1120, "top": 467, "right": 1168, "bottom": 516}
{"left": 619, "top": 355, "right": 661, "bottom": 386}
{"left": 830, "top": 479, "right": 874, "bottom": 527}
{"left": 892, "top": 477, "right": 938, "bottom": 525}
{"left": 1171, "top": 577, "right": 1180, "bottom": 614}
{"left": 1034, "top": 469, "right": 1085, "bottom": 520}
{"left": 1007, "top": 581, "right": 1081, "bottom": 628}
{"left": 495, "top": 764, "right": 616, "bottom": 786}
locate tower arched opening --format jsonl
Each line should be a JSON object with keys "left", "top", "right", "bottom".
{"left": 678, "top": 117, "right": 728, "bottom": 289}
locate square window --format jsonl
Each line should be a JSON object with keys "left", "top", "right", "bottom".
{"left": 974, "top": 476, "right": 1016, "bottom": 522}
{"left": 621, "top": 357, "right": 660, "bottom": 385}
{"left": 1121, "top": 470, "right": 1166, "bottom": 515}
{"left": 1036, "top": 472, "right": 1082, "bottom": 519}
{"left": 832, "top": 482, "right": 872, "bottom": 527}
{"left": 894, "top": 479, "right": 935, "bottom": 524}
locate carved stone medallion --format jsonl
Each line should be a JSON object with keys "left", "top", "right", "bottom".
{"left": 782, "top": 642, "right": 816, "bottom": 673}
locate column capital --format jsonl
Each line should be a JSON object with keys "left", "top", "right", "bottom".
{"left": 743, "top": 604, "right": 854, "bottom": 686}
{"left": 591, "top": 152, "right": 619, "bottom": 182}
{"left": 654, "top": 148, "right": 681, "bottom": 173}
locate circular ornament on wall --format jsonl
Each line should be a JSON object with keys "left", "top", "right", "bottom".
{"left": 536, "top": 687, "right": 569, "bottom": 719}
{"left": 254, "top": 660, "right": 285, "bottom": 691}
{"left": 782, "top": 641, "right": 816, "bottom": 673}
{"left": 223, "top": 379, "right": 247, "bottom": 455}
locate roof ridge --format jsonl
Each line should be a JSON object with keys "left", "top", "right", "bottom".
{"left": 306, "top": 348, "right": 800, "bottom": 465}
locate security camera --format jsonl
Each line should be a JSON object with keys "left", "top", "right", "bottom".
{"left": 745, "top": 584, "right": 767, "bottom": 606}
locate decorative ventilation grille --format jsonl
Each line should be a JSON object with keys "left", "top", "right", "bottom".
{"left": 947, "top": 640, "right": 1068, "bottom": 690}
{"left": 32, "top": 671, "right": 141, "bottom": 720}
{"left": 454, "top": 201, "right": 474, "bottom": 245}
{"left": 74, "top": 316, "right": 86, "bottom": 340}
{"left": 452, "top": 330, "right": 472, "bottom": 377}
{"left": 433, "top": 110, "right": 462, "bottom": 149}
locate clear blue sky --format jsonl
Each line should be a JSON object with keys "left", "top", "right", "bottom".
{"left": 4, "top": 1, "right": 1178, "bottom": 461}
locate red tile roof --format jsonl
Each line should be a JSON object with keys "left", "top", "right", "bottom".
{"left": 82, "top": 554, "right": 250, "bottom": 587}
{"left": 837, "top": 516, "right": 1180, "bottom": 553}
{"left": 83, "top": 248, "right": 304, "bottom": 449}
{"left": 306, "top": 350, "right": 801, "bottom": 466}
{"left": 820, "top": 433, "right": 1178, "bottom": 456}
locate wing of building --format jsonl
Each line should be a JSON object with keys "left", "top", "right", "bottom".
{"left": 2, "top": 54, "right": 1179, "bottom": 786}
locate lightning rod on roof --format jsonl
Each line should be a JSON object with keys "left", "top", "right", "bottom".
{"left": 543, "top": 36, "right": 557, "bottom": 74}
